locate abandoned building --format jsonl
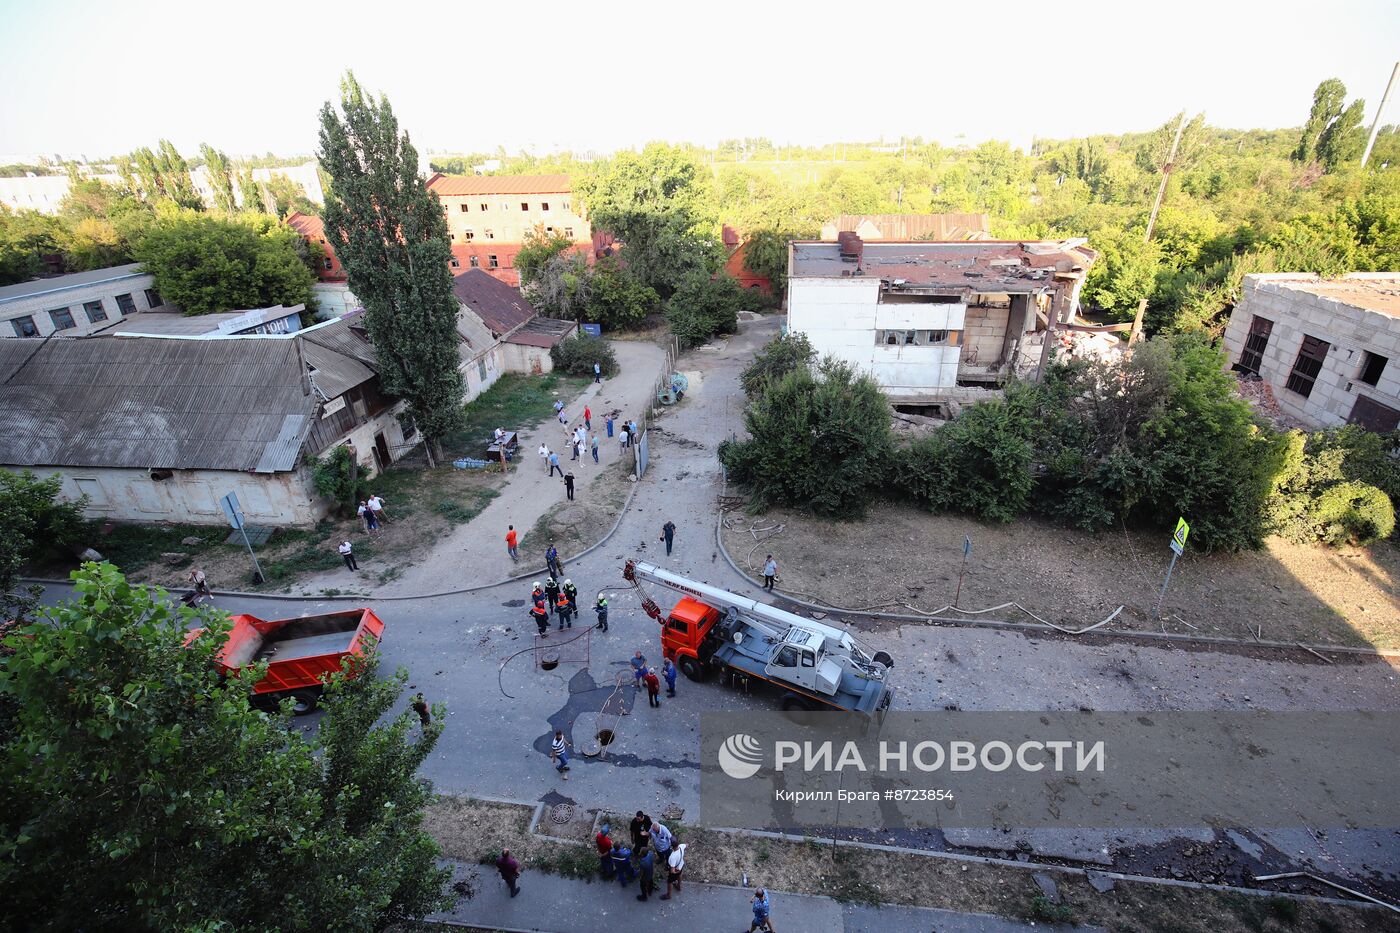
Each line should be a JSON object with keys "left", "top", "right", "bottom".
{"left": 785, "top": 235, "right": 1097, "bottom": 410}
{"left": 0, "top": 314, "right": 413, "bottom": 526}
{"left": 819, "top": 213, "right": 991, "bottom": 242}
{"left": 1223, "top": 273, "right": 1400, "bottom": 432}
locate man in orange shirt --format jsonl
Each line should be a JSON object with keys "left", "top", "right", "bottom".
{"left": 505, "top": 525, "right": 519, "bottom": 562}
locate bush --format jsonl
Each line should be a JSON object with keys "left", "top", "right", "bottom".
{"left": 666, "top": 272, "right": 746, "bottom": 346}
{"left": 311, "top": 443, "right": 368, "bottom": 517}
{"left": 1267, "top": 427, "right": 1400, "bottom": 545}
{"left": 741, "top": 332, "right": 816, "bottom": 399}
{"left": 1308, "top": 481, "right": 1395, "bottom": 546}
{"left": 894, "top": 397, "right": 1034, "bottom": 523}
{"left": 549, "top": 333, "right": 619, "bottom": 377}
{"left": 720, "top": 357, "right": 892, "bottom": 517}
{"left": 586, "top": 257, "right": 658, "bottom": 330}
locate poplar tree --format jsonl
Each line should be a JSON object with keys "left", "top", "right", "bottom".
{"left": 317, "top": 73, "right": 465, "bottom": 462}
{"left": 199, "top": 143, "right": 238, "bottom": 212}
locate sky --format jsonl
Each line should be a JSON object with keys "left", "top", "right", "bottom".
{"left": 2, "top": 0, "right": 1398, "bottom": 163}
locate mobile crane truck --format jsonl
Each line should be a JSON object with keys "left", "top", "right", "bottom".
{"left": 623, "top": 559, "right": 893, "bottom": 713}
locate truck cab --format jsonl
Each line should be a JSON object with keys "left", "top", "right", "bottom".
{"left": 660, "top": 596, "right": 720, "bottom": 677}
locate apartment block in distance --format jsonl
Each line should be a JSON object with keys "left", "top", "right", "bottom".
{"left": 1223, "top": 273, "right": 1400, "bottom": 432}
{"left": 427, "top": 173, "right": 590, "bottom": 286}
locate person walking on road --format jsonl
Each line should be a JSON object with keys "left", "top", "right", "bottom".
{"left": 762, "top": 554, "right": 778, "bottom": 591}
{"left": 584, "top": 405, "right": 592, "bottom": 430}
{"left": 662, "top": 658, "right": 678, "bottom": 698}
{"left": 749, "top": 888, "right": 774, "bottom": 931}
{"left": 606, "top": 414, "right": 615, "bottom": 438}
{"left": 550, "top": 730, "right": 571, "bottom": 778}
{"left": 544, "top": 576, "right": 561, "bottom": 616}
{"left": 660, "top": 842, "right": 686, "bottom": 899}
{"left": 548, "top": 449, "right": 563, "bottom": 477}
{"left": 563, "top": 470, "right": 575, "bottom": 501}
{"left": 594, "top": 595, "right": 609, "bottom": 632}
{"left": 411, "top": 693, "right": 431, "bottom": 727}
{"left": 660, "top": 520, "right": 676, "bottom": 556}
{"left": 591, "top": 434, "right": 600, "bottom": 463}
{"left": 505, "top": 525, "right": 519, "bottom": 562}
{"left": 594, "top": 361, "right": 602, "bottom": 383}
{"left": 546, "top": 542, "right": 562, "bottom": 578}
{"left": 631, "top": 650, "right": 647, "bottom": 688}
{"left": 636, "top": 847, "right": 656, "bottom": 901}
{"left": 643, "top": 667, "right": 661, "bottom": 707}
{"left": 338, "top": 540, "right": 358, "bottom": 571}
{"left": 495, "top": 848, "right": 522, "bottom": 898}
{"left": 595, "top": 825, "right": 615, "bottom": 879}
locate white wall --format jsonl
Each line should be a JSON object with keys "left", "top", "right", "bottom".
{"left": 461, "top": 345, "right": 505, "bottom": 403}
{"left": 2, "top": 269, "right": 159, "bottom": 338}
{"left": 502, "top": 341, "right": 555, "bottom": 375}
{"left": 787, "top": 278, "right": 964, "bottom": 391}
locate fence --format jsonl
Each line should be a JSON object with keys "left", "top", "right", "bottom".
{"left": 632, "top": 334, "right": 681, "bottom": 479}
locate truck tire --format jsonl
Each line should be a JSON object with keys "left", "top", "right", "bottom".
{"left": 288, "top": 689, "right": 321, "bottom": 716}
{"left": 679, "top": 655, "right": 706, "bottom": 682}
{"left": 873, "top": 650, "right": 894, "bottom": 669}
{"left": 780, "top": 693, "right": 813, "bottom": 712}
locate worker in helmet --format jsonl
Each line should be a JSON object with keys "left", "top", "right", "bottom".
{"left": 557, "top": 592, "right": 574, "bottom": 628}
{"left": 530, "top": 589, "right": 549, "bottom": 636}
{"left": 544, "top": 577, "right": 561, "bottom": 618}
{"left": 594, "top": 595, "right": 609, "bottom": 632}
{"left": 562, "top": 579, "right": 579, "bottom": 613}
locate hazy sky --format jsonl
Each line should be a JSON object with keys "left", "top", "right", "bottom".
{"left": 2, "top": 0, "right": 1398, "bottom": 162}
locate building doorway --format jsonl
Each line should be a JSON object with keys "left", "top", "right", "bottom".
{"left": 373, "top": 432, "right": 391, "bottom": 472}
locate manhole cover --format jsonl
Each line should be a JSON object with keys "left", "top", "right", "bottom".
{"left": 550, "top": 803, "right": 575, "bottom": 824}
{"left": 596, "top": 729, "right": 615, "bottom": 746}
{"left": 540, "top": 650, "right": 560, "bottom": 671}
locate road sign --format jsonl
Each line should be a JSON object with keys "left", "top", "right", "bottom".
{"left": 1170, "top": 517, "right": 1190, "bottom": 556}
{"left": 220, "top": 492, "right": 244, "bottom": 530}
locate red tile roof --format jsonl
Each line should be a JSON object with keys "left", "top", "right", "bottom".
{"left": 428, "top": 173, "right": 573, "bottom": 196}
{"left": 285, "top": 211, "right": 326, "bottom": 240}
{"left": 451, "top": 267, "right": 537, "bottom": 336}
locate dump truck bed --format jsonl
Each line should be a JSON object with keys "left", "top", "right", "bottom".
{"left": 188, "top": 608, "right": 384, "bottom": 696}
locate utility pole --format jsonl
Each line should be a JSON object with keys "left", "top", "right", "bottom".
{"left": 1128, "top": 112, "right": 1187, "bottom": 344}
{"left": 1360, "top": 61, "right": 1400, "bottom": 169}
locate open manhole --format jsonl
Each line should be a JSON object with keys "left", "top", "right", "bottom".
{"left": 596, "top": 729, "right": 615, "bottom": 747}
{"left": 549, "top": 802, "right": 575, "bottom": 824}
{"left": 540, "top": 650, "right": 560, "bottom": 671}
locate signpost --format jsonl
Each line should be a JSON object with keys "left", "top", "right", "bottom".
{"left": 1154, "top": 518, "right": 1190, "bottom": 618}
{"left": 221, "top": 491, "right": 265, "bottom": 585}
{"left": 953, "top": 535, "right": 972, "bottom": 608}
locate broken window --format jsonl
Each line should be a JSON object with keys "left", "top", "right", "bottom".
{"left": 1358, "top": 351, "right": 1388, "bottom": 387}
{"left": 1237, "top": 316, "right": 1273, "bottom": 375}
{"left": 450, "top": 257, "right": 461, "bottom": 269}
{"left": 1285, "top": 335, "right": 1329, "bottom": 398}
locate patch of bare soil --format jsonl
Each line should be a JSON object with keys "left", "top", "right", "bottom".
{"left": 722, "top": 504, "right": 1400, "bottom": 650}
{"left": 423, "top": 797, "right": 1394, "bottom": 932}
{"left": 519, "top": 461, "right": 633, "bottom": 560}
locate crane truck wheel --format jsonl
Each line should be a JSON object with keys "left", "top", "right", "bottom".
{"left": 873, "top": 650, "right": 894, "bottom": 669}
{"left": 288, "top": 689, "right": 321, "bottom": 716}
{"left": 780, "top": 693, "right": 813, "bottom": 712}
{"left": 679, "top": 656, "right": 707, "bottom": 681}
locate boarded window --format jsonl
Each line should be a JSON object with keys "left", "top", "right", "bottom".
{"left": 1358, "top": 351, "right": 1388, "bottom": 387}
{"left": 1237, "top": 316, "right": 1273, "bottom": 374}
{"left": 1348, "top": 396, "right": 1400, "bottom": 432}
{"left": 1285, "top": 335, "right": 1329, "bottom": 398}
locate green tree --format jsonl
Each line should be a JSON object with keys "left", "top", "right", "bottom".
{"left": 740, "top": 331, "right": 815, "bottom": 398}
{"left": 549, "top": 333, "right": 619, "bottom": 377}
{"left": 666, "top": 271, "right": 747, "bottom": 345}
{"left": 0, "top": 471, "right": 87, "bottom": 623}
{"left": 741, "top": 228, "right": 790, "bottom": 294}
{"left": 236, "top": 169, "right": 263, "bottom": 212}
{"left": 523, "top": 249, "right": 592, "bottom": 320}
{"left": 585, "top": 256, "right": 657, "bottom": 330}
{"left": 1294, "top": 78, "right": 1347, "bottom": 162}
{"left": 312, "top": 443, "right": 366, "bottom": 517}
{"left": 125, "top": 140, "right": 202, "bottom": 210}
{"left": 514, "top": 229, "right": 574, "bottom": 289}
{"left": 1317, "top": 98, "right": 1367, "bottom": 170}
{"left": 720, "top": 357, "right": 892, "bottom": 517}
{"left": 133, "top": 211, "right": 315, "bottom": 315}
{"left": 319, "top": 72, "right": 466, "bottom": 461}
{"left": 199, "top": 143, "right": 238, "bottom": 213}
{"left": 0, "top": 207, "right": 64, "bottom": 285}
{"left": 263, "top": 173, "right": 317, "bottom": 217}
{"left": 0, "top": 562, "right": 450, "bottom": 931}
{"left": 1082, "top": 228, "right": 1161, "bottom": 318}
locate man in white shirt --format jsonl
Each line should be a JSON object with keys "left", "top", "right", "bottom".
{"left": 539, "top": 443, "right": 550, "bottom": 472}
{"left": 368, "top": 494, "right": 389, "bottom": 524}
{"left": 337, "top": 540, "right": 358, "bottom": 571}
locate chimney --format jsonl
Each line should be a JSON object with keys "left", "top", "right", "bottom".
{"left": 837, "top": 231, "right": 863, "bottom": 263}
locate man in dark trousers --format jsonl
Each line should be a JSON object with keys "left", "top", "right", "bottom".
{"left": 629, "top": 811, "right": 652, "bottom": 852}
{"left": 556, "top": 592, "right": 573, "bottom": 629}
{"left": 562, "top": 579, "right": 579, "bottom": 614}
{"left": 610, "top": 842, "right": 635, "bottom": 886}
{"left": 643, "top": 667, "right": 662, "bottom": 707}
{"left": 662, "top": 657, "right": 678, "bottom": 698}
{"left": 660, "top": 520, "right": 676, "bottom": 556}
{"left": 636, "top": 846, "right": 656, "bottom": 901}
{"left": 411, "top": 693, "right": 430, "bottom": 727}
{"left": 563, "top": 470, "right": 575, "bottom": 501}
{"left": 594, "top": 595, "right": 609, "bottom": 632}
{"left": 495, "top": 848, "right": 521, "bottom": 898}
{"left": 595, "top": 824, "right": 615, "bottom": 879}
{"left": 546, "top": 542, "right": 562, "bottom": 578}
{"left": 544, "top": 576, "right": 561, "bottom": 617}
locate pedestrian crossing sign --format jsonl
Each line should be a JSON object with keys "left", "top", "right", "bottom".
{"left": 1171, "top": 518, "right": 1190, "bottom": 555}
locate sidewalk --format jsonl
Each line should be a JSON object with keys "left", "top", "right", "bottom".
{"left": 431, "top": 859, "right": 1095, "bottom": 933}
{"left": 376, "top": 339, "right": 667, "bottom": 596}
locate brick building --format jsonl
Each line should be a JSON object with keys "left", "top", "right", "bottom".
{"left": 285, "top": 212, "right": 346, "bottom": 281}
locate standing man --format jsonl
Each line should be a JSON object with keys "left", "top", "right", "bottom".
{"left": 411, "top": 693, "right": 431, "bottom": 727}
{"left": 356, "top": 499, "right": 371, "bottom": 532}
{"left": 610, "top": 842, "right": 635, "bottom": 886}
{"left": 660, "top": 842, "right": 686, "bottom": 900}
{"left": 584, "top": 405, "right": 592, "bottom": 430}
{"left": 562, "top": 578, "right": 579, "bottom": 613}
{"left": 594, "top": 361, "right": 602, "bottom": 383}
{"left": 548, "top": 449, "right": 563, "bottom": 477}
{"left": 643, "top": 668, "right": 661, "bottom": 707}
{"left": 545, "top": 542, "right": 562, "bottom": 578}
{"left": 538, "top": 442, "right": 549, "bottom": 473}
{"left": 591, "top": 434, "right": 599, "bottom": 463}
{"left": 505, "top": 525, "right": 519, "bottom": 562}
{"left": 606, "top": 414, "right": 614, "bottom": 438}
{"left": 749, "top": 889, "right": 773, "bottom": 931}
{"left": 619, "top": 424, "right": 629, "bottom": 451}
{"left": 660, "top": 520, "right": 676, "bottom": 557}
{"left": 368, "top": 492, "right": 389, "bottom": 524}
{"left": 595, "top": 824, "right": 615, "bottom": 879}
{"left": 495, "top": 848, "right": 522, "bottom": 898}
{"left": 631, "top": 649, "right": 648, "bottom": 688}
{"left": 337, "top": 540, "right": 358, "bottom": 571}
{"left": 636, "top": 846, "right": 656, "bottom": 901}
{"left": 649, "top": 821, "right": 673, "bottom": 865}
{"left": 550, "top": 730, "right": 571, "bottom": 778}
{"left": 629, "top": 811, "right": 652, "bottom": 852}
{"left": 594, "top": 594, "right": 609, "bottom": 632}
{"left": 563, "top": 470, "right": 575, "bottom": 501}
{"left": 544, "top": 576, "right": 561, "bottom": 617}
{"left": 762, "top": 554, "right": 778, "bottom": 591}
{"left": 662, "top": 657, "right": 678, "bottom": 698}
{"left": 556, "top": 591, "right": 573, "bottom": 629}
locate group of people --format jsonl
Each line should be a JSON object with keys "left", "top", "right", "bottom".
{"left": 528, "top": 571, "right": 608, "bottom": 637}
{"left": 630, "top": 650, "right": 677, "bottom": 707}
{"left": 355, "top": 493, "right": 390, "bottom": 533}
{"left": 595, "top": 812, "right": 686, "bottom": 903}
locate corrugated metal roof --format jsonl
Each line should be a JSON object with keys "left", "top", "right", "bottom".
{"left": 0, "top": 336, "right": 315, "bottom": 472}
{"left": 506, "top": 316, "right": 576, "bottom": 348}
{"left": 296, "top": 315, "right": 379, "bottom": 399}
{"left": 427, "top": 173, "right": 573, "bottom": 196}
{"left": 451, "top": 268, "right": 537, "bottom": 335}
{"left": 790, "top": 240, "right": 1097, "bottom": 292}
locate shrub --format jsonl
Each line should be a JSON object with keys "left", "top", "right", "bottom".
{"left": 720, "top": 357, "right": 892, "bottom": 517}
{"left": 549, "top": 333, "right": 619, "bottom": 377}
{"left": 311, "top": 443, "right": 367, "bottom": 517}
{"left": 666, "top": 272, "right": 746, "bottom": 346}
{"left": 1308, "top": 481, "right": 1395, "bottom": 546}
{"left": 894, "top": 398, "right": 1034, "bottom": 523}
{"left": 1267, "top": 427, "right": 1400, "bottom": 545}
{"left": 741, "top": 332, "right": 816, "bottom": 399}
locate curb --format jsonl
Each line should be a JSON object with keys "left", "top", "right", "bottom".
{"left": 712, "top": 516, "right": 1400, "bottom": 660}
{"left": 27, "top": 477, "right": 642, "bottom": 605}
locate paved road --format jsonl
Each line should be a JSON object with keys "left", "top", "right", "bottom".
{"left": 35, "top": 315, "right": 1400, "bottom": 907}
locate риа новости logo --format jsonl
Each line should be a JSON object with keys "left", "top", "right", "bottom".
{"left": 718, "top": 733, "right": 764, "bottom": 779}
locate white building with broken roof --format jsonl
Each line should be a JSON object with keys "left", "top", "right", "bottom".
{"left": 785, "top": 235, "right": 1096, "bottom": 412}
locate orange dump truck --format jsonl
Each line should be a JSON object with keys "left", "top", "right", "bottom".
{"left": 186, "top": 608, "right": 384, "bottom": 714}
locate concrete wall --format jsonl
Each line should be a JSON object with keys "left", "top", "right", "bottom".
{"left": 461, "top": 345, "right": 505, "bottom": 403}
{"left": 16, "top": 465, "right": 325, "bottom": 526}
{"left": 318, "top": 402, "right": 412, "bottom": 477}
{"left": 437, "top": 192, "right": 591, "bottom": 246}
{"left": 1223, "top": 275, "right": 1400, "bottom": 429}
{"left": 2, "top": 268, "right": 160, "bottom": 337}
{"left": 787, "top": 278, "right": 964, "bottom": 391}
{"left": 502, "top": 341, "right": 555, "bottom": 375}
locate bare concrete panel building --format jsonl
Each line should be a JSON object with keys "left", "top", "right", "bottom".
{"left": 1222, "top": 273, "right": 1400, "bottom": 432}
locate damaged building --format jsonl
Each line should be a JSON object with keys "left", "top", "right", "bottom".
{"left": 785, "top": 235, "right": 1096, "bottom": 412}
